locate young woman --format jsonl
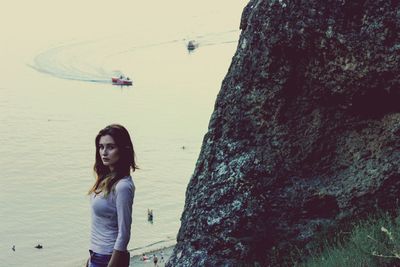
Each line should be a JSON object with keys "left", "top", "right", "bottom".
{"left": 87, "top": 124, "right": 137, "bottom": 267}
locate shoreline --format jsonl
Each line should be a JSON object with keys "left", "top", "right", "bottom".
{"left": 130, "top": 245, "right": 175, "bottom": 267}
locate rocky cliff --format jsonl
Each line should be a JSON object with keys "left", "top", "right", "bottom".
{"left": 167, "top": 0, "right": 400, "bottom": 266}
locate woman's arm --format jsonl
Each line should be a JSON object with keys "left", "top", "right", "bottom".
{"left": 108, "top": 180, "right": 135, "bottom": 267}
{"left": 114, "top": 181, "right": 135, "bottom": 251}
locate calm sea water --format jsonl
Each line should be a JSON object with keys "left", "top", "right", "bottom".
{"left": 0, "top": 1, "right": 246, "bottom": 266}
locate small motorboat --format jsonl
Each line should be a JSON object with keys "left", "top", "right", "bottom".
{"left": 112, "top": 76, "right": 132, "bottom": 86}
{"left": 187, "top": 40, "right": 198, "bottom": 51}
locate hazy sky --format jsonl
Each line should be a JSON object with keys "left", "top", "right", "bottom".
{"left": 1, "top": 0, "right": 248, "bottom": 43}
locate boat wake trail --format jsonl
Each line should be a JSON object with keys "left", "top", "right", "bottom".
{"left": 29, "top": 40, "right": 119, "bottom": 84}
{"left": 187, "top": 29, "right": 241, "bottom": 48}
{"left": 29, "top": 29, "right": 241, "bottom": 84}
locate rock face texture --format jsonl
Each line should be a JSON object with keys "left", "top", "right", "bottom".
{"left": 167, "top": 0, "right": 400, "bottom": 266}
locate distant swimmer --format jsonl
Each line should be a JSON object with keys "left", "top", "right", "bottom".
{"left": 12, "top": 245, "right": 15, "bottom": 251}
{"left": 153, "top": 254, "right": 159, "bottom": 267}
{"left": 35, "top": 244, "right": 43, "bottom": 249}
{"left": 141, "top": 253, "right": 149, "bottom": 261}
{"left": 148, "top": 209, "right": 154, "bottom": 223}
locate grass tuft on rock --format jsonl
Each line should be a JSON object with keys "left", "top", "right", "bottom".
{"left": 300, "top": 212, "right": 400, "bottom": 267}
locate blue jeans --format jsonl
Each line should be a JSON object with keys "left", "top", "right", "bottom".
{"left": 89, "top": 250, "right": 112, "bottom": 267}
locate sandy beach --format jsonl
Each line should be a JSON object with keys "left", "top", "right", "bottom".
{"left": 130, "top": 246, "right": 174, "bottom": 267}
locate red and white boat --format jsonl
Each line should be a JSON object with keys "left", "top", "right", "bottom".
{"left": 112, "top": 76, "right": 132, "bottom": 86}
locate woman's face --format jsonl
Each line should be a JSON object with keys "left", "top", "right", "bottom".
{"left": 99, "top": 135, "right": 120, "bottom": 170}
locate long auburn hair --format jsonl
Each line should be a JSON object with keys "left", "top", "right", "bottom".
{"left": 88, "top": 124, "right": 138, "bottom": 196}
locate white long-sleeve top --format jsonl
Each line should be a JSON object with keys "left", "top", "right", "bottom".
{"left": 90, "top": 176, "right": 135, "bottom": 254}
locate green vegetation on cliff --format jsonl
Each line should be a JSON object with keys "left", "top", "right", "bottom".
{"left": 301, "top": 212, "right": 400, "bottom": 267}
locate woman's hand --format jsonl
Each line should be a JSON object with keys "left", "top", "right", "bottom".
{"left": 107, "top": 249, "right": 129, "bottom": 267}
